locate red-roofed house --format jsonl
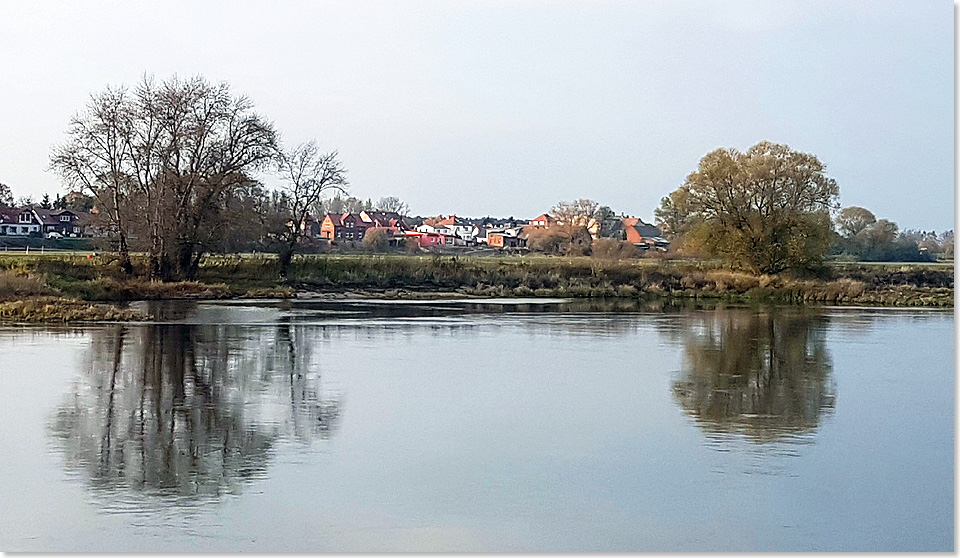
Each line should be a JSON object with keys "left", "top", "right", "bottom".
{"left": 622, "top": 217, "right": 669, "bottom": 250}
{"left": 527, "top": 214, "right": 553, "bottom": 229}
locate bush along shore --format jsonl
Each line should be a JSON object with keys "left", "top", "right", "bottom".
{"left": 0, "top": 253, "right": 950, "bottom": 322}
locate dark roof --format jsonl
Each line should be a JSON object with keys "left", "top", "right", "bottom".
{"left": 0, "top": 207, "right": 37, "bottom": 225}
{"left": 361, "top": 211, "right": 404, "bottom": 228}
{"left": 33, "top": 208, "right": 77, "bottom": 225}
{"left": 622, "top": 216, "right": 662, "bottom": 238}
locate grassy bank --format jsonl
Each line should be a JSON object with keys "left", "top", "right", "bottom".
{"left": 0, "top": 270, "right": 142, "bottom": 322}
{"left": 201, "top": 254, "right": 953, "bottom": 306}
{"left": 0, "top": 253, "right": 950, "bottom": 316}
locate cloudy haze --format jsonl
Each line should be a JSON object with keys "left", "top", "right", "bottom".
{"left": 0, "top": 0, "right": 953, "bottom": 229}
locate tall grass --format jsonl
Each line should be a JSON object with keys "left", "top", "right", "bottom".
{"left": 0, "top": 252, "right": 950, "bottom": 307}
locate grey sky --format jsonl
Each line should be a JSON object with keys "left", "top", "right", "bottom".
{"left": 0, "top": 0, "right": 953, "bottom": 229}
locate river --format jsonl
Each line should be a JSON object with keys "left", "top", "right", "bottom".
{"left": 0, "top": 299, "right": 953, "bottom": 551}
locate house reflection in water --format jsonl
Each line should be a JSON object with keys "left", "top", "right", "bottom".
{"left": 49, "top": 323, "right": 342, "bottom": 499}
{"left": 669, "top": 309, "right": 836, "bottom": 442}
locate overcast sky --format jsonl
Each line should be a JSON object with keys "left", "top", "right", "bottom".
{"left": 0, "top": 0, "right": 953, "bottom": 229}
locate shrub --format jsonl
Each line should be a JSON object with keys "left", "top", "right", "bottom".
{"left": 592, "top": 238, "right": 637, "bottom": 260}
{"left": 0, "top": 271, "right": 57, "bottom": 300}
{"left": 363, "top": 229, "right": 391, "bottom": 252}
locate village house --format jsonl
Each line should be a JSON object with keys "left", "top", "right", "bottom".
{"left": 622, "top": 217, "right": 669, "bottom": 250}
{"left": 359, "top": 211, "right": 406, "bottom": 230}
{"left": 417, "top": 215, "right": 476, "bottom": 245}
{"left": 527, "top": 213, "right": 554, "bottom": 230}
{"left": 33, "top": 208, "right": 84, "bottom": 237}
{"left": 436, "top": 215, "right": 475, "bottom": 242}
{"left": 319, "top": 211, "right": 409, "bottom": 244}
{"left": 403, "top": 230, "right": 445, "bottom": 247}
{"left": 527, "top": 211, "right": 600, "bottom": 238}
{"left": 487, "top": 231, "right": 526, "bottom": 248}
{"left": 0, "top": 207, "right": 42, "bottom": 236}
{"left": 319, "top": 213, "right": 370, "bottom": 242}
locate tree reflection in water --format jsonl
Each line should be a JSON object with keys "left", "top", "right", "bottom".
{"left": 49, "top": 322, "right": 341, "bottom": 500}
{"left": 670, "top": 308, "right": 836, "bottom": 442}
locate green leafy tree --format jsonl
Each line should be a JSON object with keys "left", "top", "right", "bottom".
{"left": 835, "top": 206, "right": 876, "bottom": 237}
{"left": 362, "top": 228, "right": 390, "bottom": 251}
{"left": 667, "top": 141, "right": 839, "bottom": 273}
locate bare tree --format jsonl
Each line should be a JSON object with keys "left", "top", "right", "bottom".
{"left": 550, "top": 198, "right": 602, "bottom": 229}
{"left": 275, "top": 142, "right": 348, "bottom": 278}
{"left": 52, "top": 76, "right": 279, "bottom": 280}
{"left": 374, "top": 196, "right": 409, "bottom": 215}
{"left": 50, "top": 87, "right": 136, "bottom": 274}
{"left": 323, "top": 194, "right": 370, "bottom": 215}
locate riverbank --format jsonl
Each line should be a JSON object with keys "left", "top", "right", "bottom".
{"left": 0, "top": 253, "right": 951, "bottom": 321}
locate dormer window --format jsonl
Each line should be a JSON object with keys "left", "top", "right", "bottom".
{"left": 18, "top": 213, "right": 30, "bottom": 223}
{"left": 60, "top": 215, "right": 70, "bottom": 222}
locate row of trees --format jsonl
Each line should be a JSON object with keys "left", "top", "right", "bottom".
{"left": 0, "top": 182, "right": 71, "bottom": 209}
{"left": 43, "top": 76, "right": 945, "bottom": 277}
{"left": 49, "top": 76, "right": 355, "bottom": 280}
{"left": 832, "top": 206, "right": 953, "bottom": 261}
{"left": 654, "top": 141, "right": 950, "bottom": 271}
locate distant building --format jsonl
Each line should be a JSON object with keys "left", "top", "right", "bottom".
{"left": 359, "top": 211, "right": 406, "bottom": 230}
{"left": 0, "top": 207, "right": 41, "bottom": 236}
{"left": 527, "top": 213, "right": 553, "bottom": 229}
{"left": 622, "top": 217, "right": 669, "bottom": 250}
{"left": 487, "top": 232, "right": 526, "bottom": 248}
{"left": 33, "top": 208, "right": 84, "bottom": 237}
{"left": 319, "top": 213, "right": 370, "bottom": 242}
{"left": 318, "top": 211, "right": 410, "bottom": 244}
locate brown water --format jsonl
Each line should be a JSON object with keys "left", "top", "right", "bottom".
{"left": 0, "top": 299, "right": 953, "bottom": 551}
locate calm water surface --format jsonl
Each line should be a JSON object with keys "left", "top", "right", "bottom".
{"left": 0, "top": 299, "right": 953, "bottom": 551}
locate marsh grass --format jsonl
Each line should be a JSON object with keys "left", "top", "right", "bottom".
{"left": 0, "top": 297, "right": 142, "bottom": 323}
{"left": 0, "top": 252, "right": 950, "bottom": 308}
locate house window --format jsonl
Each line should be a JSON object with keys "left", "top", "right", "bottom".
{"left": 346, "top": 221, "right": 354, "bottom": 228}
{"left": 60, "top": 215, "right": 70, "bottom": 222}
{"left": 73, "top": 227, "right": 79, "bottom": 233}
{"left": 20, "top": 226, "right": 29, "bottom": 234}
{"left": 346, "top": 232, "right": 354, "bottom": 239}
{"left": 18, "top": 213, "right": 30, "bottom": 223}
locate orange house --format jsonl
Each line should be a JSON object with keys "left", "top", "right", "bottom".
{"left": 528, "top": 213, "right": 553, "bottom": 229}
{"left": 622, "top": 217, "right": 665, "bottom": 247}
{"left": 320, "top": 213, "right": 370, "bottom": 242}
{"left": 488, "top": 233, "right": 524, "bottom": 248}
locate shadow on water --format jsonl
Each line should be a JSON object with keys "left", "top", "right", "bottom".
{"left": 667, "top": 308, "right": 836, "bottom": 443}
{"left": 48, "top": 321, "right": 342, "bottom": 504}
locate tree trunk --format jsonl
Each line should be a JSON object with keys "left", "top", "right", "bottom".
{"left": 174, "top": 240, "right": 197, "bottom": 281}
{"left": 278, "top": 246, "right": 294, "bottom": 280}
{"left": 112, "top": 190, "right": 133, "bottom": 276}
{"left": 116, "top": 228, "right": 133, "bottom": 276}
{"left": 148, "top": 209, "right": 164, "bottom": 281}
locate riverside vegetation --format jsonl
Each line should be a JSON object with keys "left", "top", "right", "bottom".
{"left": 0, "top": 253, "right": 950, "bottom": 322}
{"left": 30, "top": 76, "right": 949, "bottom": 323}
